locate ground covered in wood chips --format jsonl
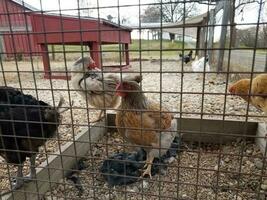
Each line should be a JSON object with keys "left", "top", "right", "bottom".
{"left": 0, "top": 60, "right": 266, "bottom": 199}
{"left": 44, "top": 133, "right": 266, "bottom": 200}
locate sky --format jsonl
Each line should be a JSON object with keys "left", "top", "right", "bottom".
{"left": 23, "top": 0, "right": 265, "bottom": 41}
{"left": 23, "top": 0, "right": 264, "bottom": 24}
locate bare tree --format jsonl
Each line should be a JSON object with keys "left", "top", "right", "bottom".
{"left": 121, "top": 17, "right": 129, "bottom": 25}
{"left": 235, "top": 0, "right": 262, "bottom": 9}
{"left": 159, "top": 0, "right": 198, "bottom": 23}
{"left": 78, "top": 0, "right": 95, "bottom": 17}
{"left": 141, "top": 1, "right": 198, "bottom": 40}
{"left": 236, "top": 28, "right": 258, "bottom": 47}
{"left": 141, "top": 6, "right": 161, "bottom": 23}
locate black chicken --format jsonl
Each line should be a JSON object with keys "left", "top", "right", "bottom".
{"left": 0, "top": 86, "right": 64, "bottom": 189}
{"left": 179, "top": 50, "right": 193, "bottom": 64}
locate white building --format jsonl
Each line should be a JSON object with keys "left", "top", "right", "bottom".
{"left": 130, "top": 23, "right": 196, "bottom": 42}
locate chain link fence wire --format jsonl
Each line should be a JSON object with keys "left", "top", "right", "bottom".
{"left": 0, "top": 0, "right": 267, "bottom": 199}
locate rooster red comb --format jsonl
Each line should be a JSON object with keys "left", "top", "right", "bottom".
{"left": 88, "top": 60, "right": 97, "bottom": 69}
{"left": 86, "top": 55, "right": 96, "bottom": 69}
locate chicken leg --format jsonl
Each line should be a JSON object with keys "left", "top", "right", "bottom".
{"left": 11, "top": 155, "right": 37, "bottom": 190}
{"left": 141, "top": 153, "right": 154, "bottom": 178}
{"left": 26, "top": 154, "right": 37, "bottom": 181}
{"left": 90, "top": 110, "right": 104, "bottom": 123}
{"left": 11, "top": 165, "right": 24, "bottom": 189}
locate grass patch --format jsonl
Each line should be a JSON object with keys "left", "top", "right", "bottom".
{"left": 48, "top": 39, "right": 192, "bottom": 60}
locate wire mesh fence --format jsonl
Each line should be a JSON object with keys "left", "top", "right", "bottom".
{"left": 0, "top": 0, "right": 267, "bottom": 199}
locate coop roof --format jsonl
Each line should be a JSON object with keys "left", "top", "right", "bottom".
{"left": 135, "top": 12, "right": 208, "bottom": 30}
{"left": 41, "top": 13, "right": 132, "bottom": 31}
{"left": 131, "top": 12, "right": 208, "bottom": 39}
{"left": 30, "top": 12, "right": 132, "bottom": 45}
{"left": 169, "top": 12, "right": 209, "bottom": 27}
{"left": 12, "top": 0, "right": 39, "bottom": 11}
{"left": 11, "top": 0, "right": 131, "bottom": 31}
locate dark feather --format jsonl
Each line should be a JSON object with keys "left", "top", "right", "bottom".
{"left": 100, "top": 136, "right": 182, "bottom": 186}
{"left": 179, "top": 50, "right": 193, "bottom": 64}
{"left": 0, "top": 86, "right": 60, "bottom": 164}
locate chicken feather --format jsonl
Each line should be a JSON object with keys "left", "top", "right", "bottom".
{"left": 229, "top": 74, "right": 267, "bottom": 114}
{"left": 71, "top": 56, "right": 120, "bottom": 122}
{"left": 0, "top": 86, "right": 63, "bottom": 189}
{"left": 115, "top": 75, "right": 177, "bottom": 178}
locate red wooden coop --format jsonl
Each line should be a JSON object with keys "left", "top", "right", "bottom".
{"left": 30, "top": 13, "right": 132, "bottom": 79}
{"left": 0, "top": 0, "right": 41, "bottom": 59}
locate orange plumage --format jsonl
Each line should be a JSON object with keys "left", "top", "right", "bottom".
{"left": 115, "top": 75, "right": 177, "bottom": 178}
{"left": 250, "top": 74, "right": 267, "bottom": 114}
{"left": 228, "top": 74, "right": 267, "bottom": 114}
{"left": 228, "top": 78, "right": 251, "bottom": 102}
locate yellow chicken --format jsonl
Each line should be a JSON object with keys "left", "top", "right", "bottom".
{"left": 250, "top": 74, "right": 267, "bottom": 114}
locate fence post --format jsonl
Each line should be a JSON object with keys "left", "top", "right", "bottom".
{"left": 265, "top": 51, "right": 267, "bottom": 72}
{"left": 0, "top": 34, "right": 4, "bottom": 61}
{"left": 217, "top": 1, "right": 230, "bottom": 72}
{"left": 208, "top": 9, "right": 215, "bottom": 63}
{"left": 51, "top": 45, "right": 55, "bottom": 61}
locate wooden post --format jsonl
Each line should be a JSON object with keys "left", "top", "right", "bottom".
{"left": 196, "top": 27, "right": 201, "bottom": 57}
{"left": 125, "top": 43, "right": 129, "bottom": 65}
{"left": 199, "top": 20, "right": 207, "bottom": 57}
{"left": 229, "top": 1, "right": 236, "bottom": 48}
{"left": 265, "top": 33, "right": 267, "bottom": 72}
{"left": 51, "top": 45, "right": 55, "bottom": 61}
{"left": 265, "top": 51, "right": 267, "bottom": 72}
{"left": 0, "top": 34, "right": 4, "bottom": 61}
{"left": 89, "top": 42, "right": 101, "bottom": 68}
{"left": 217, "top": 1, "right": 230, "bottom": 72}
{"left": 121, "top": 43, "right": 125, "bottom": 61}
{"left": 230, "top": 23, "right": 237, "bottom": 48}
{"left": 40, "top": 44, "right": 51, "bottom": 79}
{"left": 208, "top": 9, "right": 215, "bottom": 63}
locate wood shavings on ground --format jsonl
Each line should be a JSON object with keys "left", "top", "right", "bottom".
{"left": 44, "top": 133, "right": 267, "bottom": 200}
{"left": 0, "top": 60, "right": 266, "bottom": 197}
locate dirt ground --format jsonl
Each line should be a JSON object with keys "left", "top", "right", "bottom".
{"left": 0, "top": 59, "right": 266, "bottom": 199}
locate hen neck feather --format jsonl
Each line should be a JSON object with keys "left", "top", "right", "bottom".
{"left": 72, "top": 66, "right": 84, "bottom": 79}
{"left": 121, "top": 91, "right": 148, "bottom": 110}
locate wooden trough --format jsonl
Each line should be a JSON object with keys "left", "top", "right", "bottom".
{"left": 1, "top": 113, "right": 266, "bottom": 200}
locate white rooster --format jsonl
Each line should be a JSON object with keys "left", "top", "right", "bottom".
{"left": 71, "top": 56, "right": 120, "bottom": 122}
{"left": 191, "top": 56, "right": 210, "bottom": 72}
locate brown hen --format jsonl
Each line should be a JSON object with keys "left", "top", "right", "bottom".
{"left": 228, "top": 74, "right": 267, "bottom": 114}
{"left": 115, "top": 75, "right": 177, "bottom": 178}
{"left": 250, "top": 74, "right": 267, "bottom": 114}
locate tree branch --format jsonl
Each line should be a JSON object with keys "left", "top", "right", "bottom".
{"left": 235, "top": 0, "right": 262, "bottom": 9}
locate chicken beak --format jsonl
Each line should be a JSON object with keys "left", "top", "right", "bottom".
{"left": 228, "top": 86, "right": 234, "bottom": 94}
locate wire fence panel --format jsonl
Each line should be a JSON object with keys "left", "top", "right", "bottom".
{"left": 0, "top": 0, "right": 266, "bottom": 199}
